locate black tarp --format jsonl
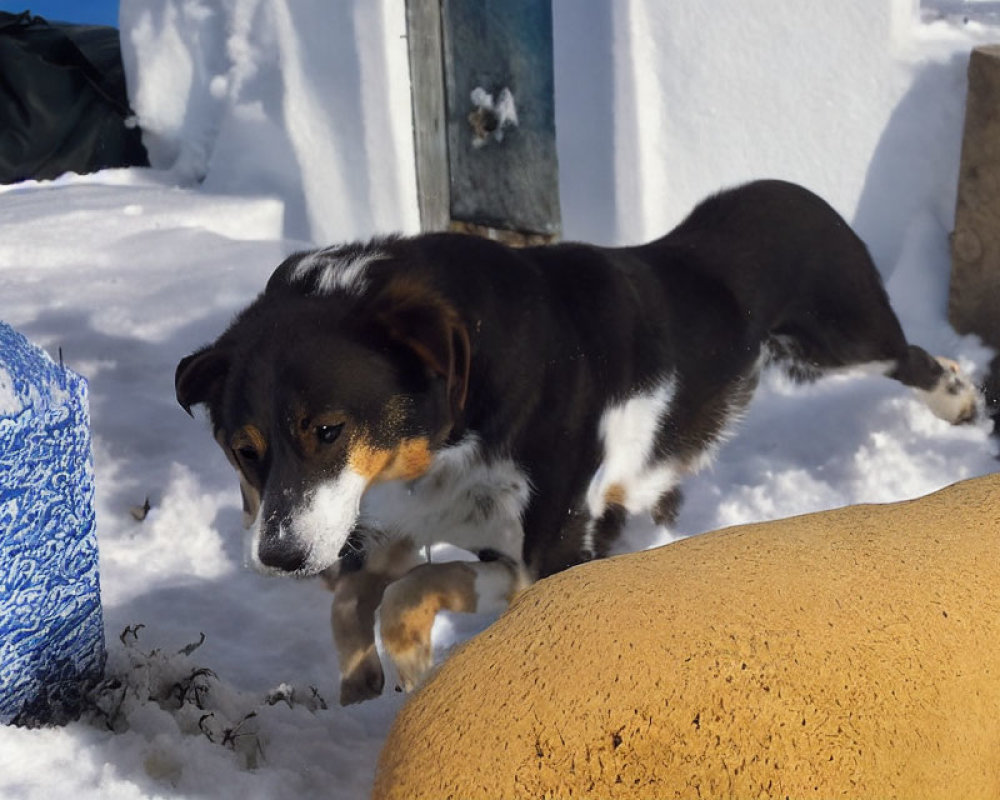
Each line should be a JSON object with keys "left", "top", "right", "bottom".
{"left": 0, "top": 10, "right": 148, "bottom": 184}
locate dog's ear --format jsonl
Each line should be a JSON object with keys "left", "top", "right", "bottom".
{"left": 372, "top": 280, "right": 471, "bottom": 425}
{"left": 175, "top": 346, "right": 231, "bottom": 417}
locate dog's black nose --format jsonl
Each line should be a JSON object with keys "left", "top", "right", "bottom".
{"left": 258, "top": 536, "right": 309, "bottom": 573}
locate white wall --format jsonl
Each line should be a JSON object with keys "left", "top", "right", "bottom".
{"left": 120, "top": 0, "right": 419, "bottom": 245}
{"left": 616, "top": 0, "right": 915, "bottom": 241}
{"left": 554, "top": 0, "right": 989, "bottom": 273}
{"left": 122, "top": 0, "right": 997, "bottom": 276}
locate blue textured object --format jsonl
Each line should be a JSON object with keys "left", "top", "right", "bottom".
{"left": 0, "top": 321, "right": 104, "bottom": 726}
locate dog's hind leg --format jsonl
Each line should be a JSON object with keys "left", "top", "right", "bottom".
{"left": 888, "top": 345, "right": 979, "bottom": 425}
{"left": 777, "top": 328, "right": 980, "bottom": 424}
{"left": 324, "top": 536, "right": 424, "bottom": 705}
{"left": 769, "top": 302, "right": 979, "bottom": 424}
{"left": 755, "top": 219, "right": 981, "bottom": 424}
{"left": 379, "top": 552, "right": 529, "bottom": 692}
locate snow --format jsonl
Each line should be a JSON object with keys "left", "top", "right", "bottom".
{"left": 0, "top": 1, "right": 997, "bottom": 798}
{"left": 0, "top": 367, "right": 22, "bottom": 416}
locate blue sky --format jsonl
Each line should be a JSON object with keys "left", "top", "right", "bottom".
{"left": 1, "top": 0, "right": 119, "bottom": 27}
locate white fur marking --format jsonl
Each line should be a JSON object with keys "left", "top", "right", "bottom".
{"left": 291, "top": 248, "right": 385, "bottom": 296}
{"left": 250, "top": 467, "right": 367, "bottom": 575}
{"left": 472, "top": 561, "right": 526, "bottom": 614}
{"left": 586, "top": 376, "right": 678, "bottom": 517}
{"left": 363, "top": 435, "right": 529, "bottom": 560}
{"left": 918, "top": 356, "right": 979, "bottom": 424}
{"left": 249, "top": 435, "right": 529, "bottom": 576}
{"left": 295, "top": 468, "right": 368, "bottom": 571}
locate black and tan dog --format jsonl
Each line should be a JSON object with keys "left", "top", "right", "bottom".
{"left": 176, "top": 180, "right": 978, "bottom": 703}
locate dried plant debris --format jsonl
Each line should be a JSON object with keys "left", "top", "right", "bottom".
{"left": 177, "top": 632, "right": 205, "bottom": 657}
{"left": 264, "top": 682, "right": 328, "bottom": 711}
{"left": 85, "top": 625, "right": 329, "bottom": 771}
{"left": 130, "top": 496, "right": 152, "bottom": 521}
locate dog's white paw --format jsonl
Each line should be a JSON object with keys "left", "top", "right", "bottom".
{"left": 918, "top": 357, "right": 979, "bottom": 425}
{"left": 389, "top": 641, "right": 434, "bottom": 695}
{"left": 378, "top": 580, "right": 439, "bottom": 693}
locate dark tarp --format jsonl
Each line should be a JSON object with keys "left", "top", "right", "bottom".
{"left": 0, "top": 10, "right": 148, "bottom": 184}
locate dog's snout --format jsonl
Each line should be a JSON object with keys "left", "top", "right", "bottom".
{"left": 258, "top": 534, "right": 309, "bottom": 573}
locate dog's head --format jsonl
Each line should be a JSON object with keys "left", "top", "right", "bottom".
{"left": 175, "top": 248, "right": 470, "bottom": 576}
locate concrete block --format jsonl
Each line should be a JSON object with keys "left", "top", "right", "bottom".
{"left": 374, "top": 473, "right": 1000, "bottom": 799}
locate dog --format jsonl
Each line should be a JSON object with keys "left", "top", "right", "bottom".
{"left": 176, "top": 179, "right": 979, "bottom": 704}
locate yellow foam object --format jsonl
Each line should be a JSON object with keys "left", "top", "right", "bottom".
{"left": 373, "top": 473, "right": 1000, "bottom": 799}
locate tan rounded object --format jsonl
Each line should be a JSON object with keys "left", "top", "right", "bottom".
{"left": 373, "top": 473, "right": 1000, "bottom": 799}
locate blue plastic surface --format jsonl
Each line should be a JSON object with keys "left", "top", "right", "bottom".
{"left": 0, "top": 321, "right": 104, "bottom": 725}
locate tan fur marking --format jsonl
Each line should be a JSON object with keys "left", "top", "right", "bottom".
{"left": 381, "top": 437, "right": 433, "bottom": 482}
{"left": 219, "top": 428, "right": 264, "bottom": 526}
{"left": 349, "top": 439, "right": 394, "bottom": 481}
{"left": 231, "top": 425, "right": 267, "bottom": 458}
{"left": 603, "top": 483, "right": 627, "bottom": 509}
{"left": 238, "top": 477, "right": 261, "bottom": 528}
{"left": 339, "top": 643, "right": 379, "bottom": 679}
{"left": 328, "top": 539, "right": 424, "bottom": 705}
{"left": 380, "top": 562, "right": 478, "bottom": 690}
{"left": 215, "top": 430, "right": 237, "bottom": 467}
{"left": 350, "top": 436, "right": 433, "bottom": 484}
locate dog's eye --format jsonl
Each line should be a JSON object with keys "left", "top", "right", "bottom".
{"left": 315, "top": 423, "right": 344, "bottom": 445}
{"left": 231, "top": 426, "right": 267, "bottom": 466}
{"left": 236, "top": 445, "right": 260, "bottom": 462}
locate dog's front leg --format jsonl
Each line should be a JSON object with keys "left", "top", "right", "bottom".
{"left": 323, "top": 537, "right": 423, "bottom": 705}
{"left": 379, "top": 554, "right": 528, "bottom": 692}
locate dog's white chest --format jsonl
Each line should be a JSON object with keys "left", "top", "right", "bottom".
{"left": 585, "top": 377, "right": 680, "bottom": 517}
{"left": 362, "top": 436, "right": 529, "bottom": 559}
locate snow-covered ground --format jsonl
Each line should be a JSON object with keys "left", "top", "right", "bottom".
{"left": 1, "top": 2, "right": 998, "bottom": 798}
